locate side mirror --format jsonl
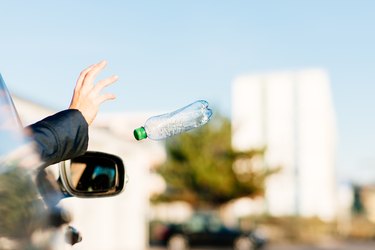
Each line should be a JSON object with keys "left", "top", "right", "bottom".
{"left": 59, "top": 151, "right": 127, "bottom": 198}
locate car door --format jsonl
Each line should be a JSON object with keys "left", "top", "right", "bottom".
{"left": 0, "top": 73, "right": 68, "bottom": 249}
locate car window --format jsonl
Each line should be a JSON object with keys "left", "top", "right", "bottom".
{"left": 0, "top": 73, "right": 29, "bottom": 163}
{"left": 0, "top": 74, "right": 64, "bottom": 249}
{"left": 186, "top": 215, "right": 205, "bottom": 232}
{"left": 207, "top": 216, "right": 222, "bottom": 232}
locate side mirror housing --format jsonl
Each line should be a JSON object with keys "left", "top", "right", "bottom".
{"left": 59, "top": 151, "right": 127, "bottom": 198}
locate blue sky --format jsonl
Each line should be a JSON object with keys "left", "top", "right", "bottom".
{"left": 1, "top": 0, "right": 374, "bottom": 184}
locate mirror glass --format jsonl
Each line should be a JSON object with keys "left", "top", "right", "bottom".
{"left": 67, "top": 157, "right": 117, "bottom": 193}
{"left": 59, "top": 151, "right": 125, "bottom": 197}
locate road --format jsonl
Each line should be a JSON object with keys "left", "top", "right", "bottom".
{"left": 263, "top": 241, "right": 375, "bottom": 250}
{"left": 149, "top": 240, "right": 375, "bottom": 250}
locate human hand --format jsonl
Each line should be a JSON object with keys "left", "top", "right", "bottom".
{"left": 69, "top": 60, "right": 118, "bottom": 125}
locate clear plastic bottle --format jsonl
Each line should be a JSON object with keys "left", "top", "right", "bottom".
{"left": 134, "top": 100, "right": 213, "bottom": 141}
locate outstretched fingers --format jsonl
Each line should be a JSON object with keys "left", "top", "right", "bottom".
{"left": 97, "top": 93, "right": 116, "bottom": 105}
{"left": 69, "top": 60, "right": 119, "bottom": 125}
{"left": 93, "top": 75, "right": 119, "bottom": 95}
{"left": 75, "top": 63, "right": 96, "bottom": 91}
{"left": 82, "top": 60, "right": 108, "bottom": 89}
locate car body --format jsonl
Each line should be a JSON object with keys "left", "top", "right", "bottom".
{"left": 0, "top": 73, "right": 60, "bottom": 249}
{"left": 152, "top": 212, "right": 266, "bottom": 250}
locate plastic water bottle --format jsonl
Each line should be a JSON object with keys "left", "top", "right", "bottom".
{"left": 133, "top": 100, "right": 213, "bottom": 141}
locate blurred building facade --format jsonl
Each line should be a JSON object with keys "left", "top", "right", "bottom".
{"left": 13, "top": 96, "right": 166, "bottom": 250}
{"left": 359, "top": 185, "right": 375, "bottom": 223}
{"left": 231, "top": 69, "right": 337, "bottom": 221}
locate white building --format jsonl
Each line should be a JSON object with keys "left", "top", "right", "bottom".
{"left": 13, "top": 96, "right": 166, "bottom": 250}
{"left": 231, "top": 69, "right": 337, "bottom": 221}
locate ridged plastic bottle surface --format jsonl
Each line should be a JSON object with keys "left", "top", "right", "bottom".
{"left": 135, "top": 100, "right": 213, "bottom": 140}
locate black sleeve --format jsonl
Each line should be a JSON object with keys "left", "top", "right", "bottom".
{"left": 26, "top": 109, "right": 89, "bottom": 167}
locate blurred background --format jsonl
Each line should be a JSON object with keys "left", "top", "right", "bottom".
{"left": 1, "top": 1, "right": 375, "bottom": 249}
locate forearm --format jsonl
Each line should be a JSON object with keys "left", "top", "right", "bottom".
{"left": 26, "top": 109, "right": 89, "bottom": 167}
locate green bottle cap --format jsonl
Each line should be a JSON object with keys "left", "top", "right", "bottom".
{"left": 134, "top": 127, "right": 147, "bottom": 140}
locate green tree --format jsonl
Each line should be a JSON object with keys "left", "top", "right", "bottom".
{"left": 152, "top": 113, "right": 276, "bottom": 209}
